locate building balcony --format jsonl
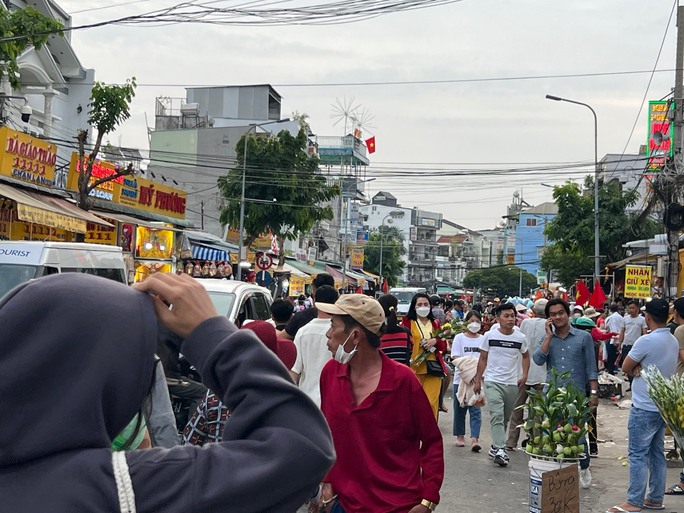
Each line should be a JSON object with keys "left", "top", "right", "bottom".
{"left": 316, "top": 135, "right": 369, "bottom": 166}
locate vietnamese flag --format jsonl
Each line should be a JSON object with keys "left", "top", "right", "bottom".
{"left": 575, "top": 280, "right": 590, "bottom": 306}
{"left": 366, "top": 136, "right": 376, "bottom": 154}
{"left": 588, "top": 280, "right": 607, "bottom": 308}
{"left": 382, "top": 278, "right": 389, "bottom": 294}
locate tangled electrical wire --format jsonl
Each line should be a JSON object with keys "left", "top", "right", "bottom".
{"left": 0, "top": 0, "right": 465, "bottom": 43}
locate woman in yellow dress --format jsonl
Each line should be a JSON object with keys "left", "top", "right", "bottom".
{"left": 401, "top": 293, "right": 447, "bottom": 419}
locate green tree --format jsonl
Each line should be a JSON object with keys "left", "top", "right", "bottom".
{"left": 218, "top": 127, "right": 339, "bottom": 267}
{"left": 75, "top": 78, "right": 137, "bottom": 215}
{"left": 0, "top": 6, "right": 63, "bottom": 89}
{"left": 541, "top": 178, "right": 661, "bottom": 286}
{"left": 363, "top": 225, "right": 406, "bottom": 287}
{"left": 463, "top": 265, "right": 537, "bottom": 298}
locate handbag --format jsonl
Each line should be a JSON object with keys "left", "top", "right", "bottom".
{"left": 425, "top": 358, "right": 446, "bottom": 378}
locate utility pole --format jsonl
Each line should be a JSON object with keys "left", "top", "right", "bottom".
{"left": 667, "top": 5, "right": 684, "bottom": 298}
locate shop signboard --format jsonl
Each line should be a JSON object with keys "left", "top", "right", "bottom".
{"left": 68, "top": 153, "right": 187, "bottom": 220}
{"left": 625, "top": 265, "right": 652, "bottom": 299}
{"left": 0, "top": 127, "right": 57, "bottom": 187}
{"left": 135, "top": 226, "right": 174, "bottom": 259}
{"left": 85, "top": 222, "right": 117, "bottom": 246}
{"left": 647, "top": 100, "right": 674, "bottom": 171}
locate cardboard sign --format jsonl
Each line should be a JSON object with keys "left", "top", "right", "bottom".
{"left": 541, "top": 464, "right": 579, "bottom": 513}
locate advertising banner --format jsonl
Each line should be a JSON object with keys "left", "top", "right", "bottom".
{"left": 350, "top": 247, "right": 364, "bottom": 270}
{"left": 624, "top": 265, "right": 652, "bottom": 299}
{"left": 0, "top": 127, "right": 57, "bottom": 187}
{"left": 647, "top": 101, "right": 673, "bottom": 171}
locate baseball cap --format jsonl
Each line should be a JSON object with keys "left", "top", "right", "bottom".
{"left": 241, "top": 321, "right": 296, "bottom": 369}
{"left": 645, "top": 298, "right": 669, "bottom": 318}
{"left": 572, "top": 305, "right": 584, "bottom": 313}
{"left": 316, "top": 294, "right": 385, "bottom": 336}
{"left": 584, "top": 307, "right": 600, "bottom": 319}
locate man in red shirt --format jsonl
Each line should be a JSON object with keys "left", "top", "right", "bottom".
{"left": 314, "top": 295, "right": 444, "bottom": 513}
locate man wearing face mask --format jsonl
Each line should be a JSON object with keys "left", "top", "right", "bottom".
{"left": 314, "top": 295, "right": 444, "bottom": 513}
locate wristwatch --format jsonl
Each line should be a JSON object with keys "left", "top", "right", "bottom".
{"left": 421, "top": 499, "right": 437, "bottom": 511}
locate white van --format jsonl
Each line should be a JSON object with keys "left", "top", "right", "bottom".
{"left": 0, "top": 241, "right": 127, "bottom": 298}
{"left": 389, "top": 287, "right": 428, "bottom": 316}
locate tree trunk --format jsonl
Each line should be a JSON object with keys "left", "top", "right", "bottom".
{"left": 277, "top": 234, "right": 286, "bottom": 268}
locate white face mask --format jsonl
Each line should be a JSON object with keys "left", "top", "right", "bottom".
{"left": 467, "top": 322, "right": 481, "bottom": 334}
{"left": 334, "top": 330, "right": 358, "bottom": 364}
{"left": 572, "top": 313, "right": 581, "bottom": 319}
{"left": 416, "top": 306, "right": 431, "bottom": 318}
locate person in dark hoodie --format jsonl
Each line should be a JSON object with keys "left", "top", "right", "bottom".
{"left": 0, "top": 272, "right": 334, "bottom": 512}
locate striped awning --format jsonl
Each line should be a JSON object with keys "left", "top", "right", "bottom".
{"left": 191, "top": 243, "right": 229, "bottom": 262}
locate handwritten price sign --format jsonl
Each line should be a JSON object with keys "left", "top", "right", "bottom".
{"left": 541, "top": 464, "right": 579, "bottom": 513}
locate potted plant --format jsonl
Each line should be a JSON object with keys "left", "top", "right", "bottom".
{"left": 521, "top": 369, "right": 593, "bottom": 461}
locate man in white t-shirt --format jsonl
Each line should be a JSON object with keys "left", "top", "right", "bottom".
{"left": 474, "top": 302, "right": 529, "bottom": 467}
{"left": 506, "top": 298, "right": 548, "bottom": 450}
{"left": 607, "top": 299, "right": 678, "bottom": 513}
{"left": 620, "top": 300, "right": 648, "bottom": 368}
{"left": 290, "top": 285, "right": 338, "bottom": 407}
{"left": 604, "top": 304, "right": 625, "bottom": 374}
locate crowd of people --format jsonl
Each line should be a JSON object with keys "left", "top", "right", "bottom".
{"left": 4, "top": 270, "right": 684, "bottom": 513}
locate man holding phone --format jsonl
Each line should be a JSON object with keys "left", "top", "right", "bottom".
{"left": 533, "top": 298, "right": 598, "bottom": 490}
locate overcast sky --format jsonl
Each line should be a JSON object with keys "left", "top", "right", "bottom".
{"left": 56, "top": 0, "right": 678, "bottom": 231}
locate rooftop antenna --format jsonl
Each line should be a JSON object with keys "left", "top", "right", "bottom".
{"left": 331, "top": 96, "right": 360, "bottom": 135}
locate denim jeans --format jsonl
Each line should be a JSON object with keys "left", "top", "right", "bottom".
{"left": 452, "top": 384, "right": 481, "bottom": 438}
{"left": 627, "top": 407, "right": 667, "bottom": 507}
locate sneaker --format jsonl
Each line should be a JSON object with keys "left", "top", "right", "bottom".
{"left": 493, "top": 448, "right": 509, "bottom": 467}
{"left": 579, "top": 468, "right": 592, "bottom": 489}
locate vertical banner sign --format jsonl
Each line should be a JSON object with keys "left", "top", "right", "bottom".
{"left": 647, "top": 101, "right": 673, "bottom": 171}
{"left": 350, "top": 247, "right": 364, "bottom": 270}
{"left": 624, "top": 265, "right": 652, "bottom": 299}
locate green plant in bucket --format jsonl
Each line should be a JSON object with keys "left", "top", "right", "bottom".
{"left": 520, "top": 369, "right": 592, "bottom": 460}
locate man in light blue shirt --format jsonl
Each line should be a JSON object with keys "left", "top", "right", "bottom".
{"left": 607, "top": 299, "right": 679, "bottom": 513}
{"left": 533, "top": 298, "right": 598, "bottom": 489}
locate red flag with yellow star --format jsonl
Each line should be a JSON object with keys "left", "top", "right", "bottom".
{"left": 366, "top": 136, "right": 376, "bottom": 154}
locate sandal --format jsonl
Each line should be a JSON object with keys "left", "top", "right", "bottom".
{"left": 471, "top": 438, "right": 481, "bottom": 452}
{"left": 439, "top": 404, "right": 448, "bottom": 413}
{"left": 665, "top": 484, "right": 684, "bottom": 495}
{"left": 605, "top": 504, "right": 641, "bottom": 513}
{"left": 643, "top": 500, "right": 664, "bottom": 510}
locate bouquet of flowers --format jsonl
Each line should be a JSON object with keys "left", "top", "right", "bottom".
{"left": 411, "top": 320, "right": 465, "bottom": 368}
{"left": 643, "top": 366, "right": 684, "bottom": 444}
{"left": 522, "top": 369, "right": 593, "bottom": 460}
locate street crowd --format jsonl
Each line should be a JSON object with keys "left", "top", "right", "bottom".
{"left": 2, "top": 271, "right": 684, "bottom": 513}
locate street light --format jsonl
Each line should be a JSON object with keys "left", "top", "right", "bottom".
{"left": 237, "top": 118, "right": 291, "bottom": 281}
{"left": 379, "top": 210, "right": 405, "bottom": 293}
{"left": 545, "top": 94, "right": 600, "bottom": 285}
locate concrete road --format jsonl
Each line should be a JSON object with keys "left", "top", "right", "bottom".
{"left": 437, "top": 391, "right": 684, "bottom": 513}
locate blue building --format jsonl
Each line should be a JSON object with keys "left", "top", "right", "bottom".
{"left": 513, "top": 202, "right": 557, "bottom": 279}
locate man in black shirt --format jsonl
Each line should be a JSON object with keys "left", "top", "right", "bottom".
{"left": 282, "top": 273, "right": 335, "bottom": 340}
{"left": 271, "top": 298, "right": 293, "bottom": 336}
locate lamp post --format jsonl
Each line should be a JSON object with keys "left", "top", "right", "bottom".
{"left": 545, "top": 94, "right": 600, "bottom": 285}
{"left": 379, "top": 210, "right": 404, "bottom": 293}
{"left": 236, "top": 119, "right": 291, "bottom": 281}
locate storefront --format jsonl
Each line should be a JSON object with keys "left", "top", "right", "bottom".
{"left": 66, "top": 152, "right": 191, "bottom": 282}
{"left": 0, "top": 127, "right": 115, "bottom": 242}
{"left": 180, "top": 230, "right": 236, "bottom": 279}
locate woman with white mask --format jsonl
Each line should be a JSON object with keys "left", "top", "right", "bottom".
{"left": 401, "top": 293, "right": 448, "bottom": 419}
{"left": 451, "top": 311, "right": 484, "bottom": 451}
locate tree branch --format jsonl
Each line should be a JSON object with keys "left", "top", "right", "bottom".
{"left": 87, "top": 163, "right": 134, "bottom": 192}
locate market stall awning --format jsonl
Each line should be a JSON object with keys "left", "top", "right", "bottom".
{"left": 286, "top": 258, "right": 322, "bottom": 277}
{"left": 0, "top": 183, "right": 114, "bottom": 234}
{"left": 92, "top": 210, "right": 181, "bottom": 231}
{"left": 360, "top": 270, "right": 379, "bottom": 283}
{"left": 325, "top": 264, "right": 357, "bottom": 285}
{"left": 183, "top": 230, "right": 237, "bottom": 262}
{"left": 606, "top": 251, "right": 657, "bottom": 270}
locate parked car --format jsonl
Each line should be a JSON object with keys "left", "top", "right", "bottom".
{"left": 389, "top": 286, "right": 427, "bottom": 317}
{"left": 0, "top": 241, "right": 126, "bottom": 299}
{"left": 196, "top": 279, "right": 273, "bottom": 326}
